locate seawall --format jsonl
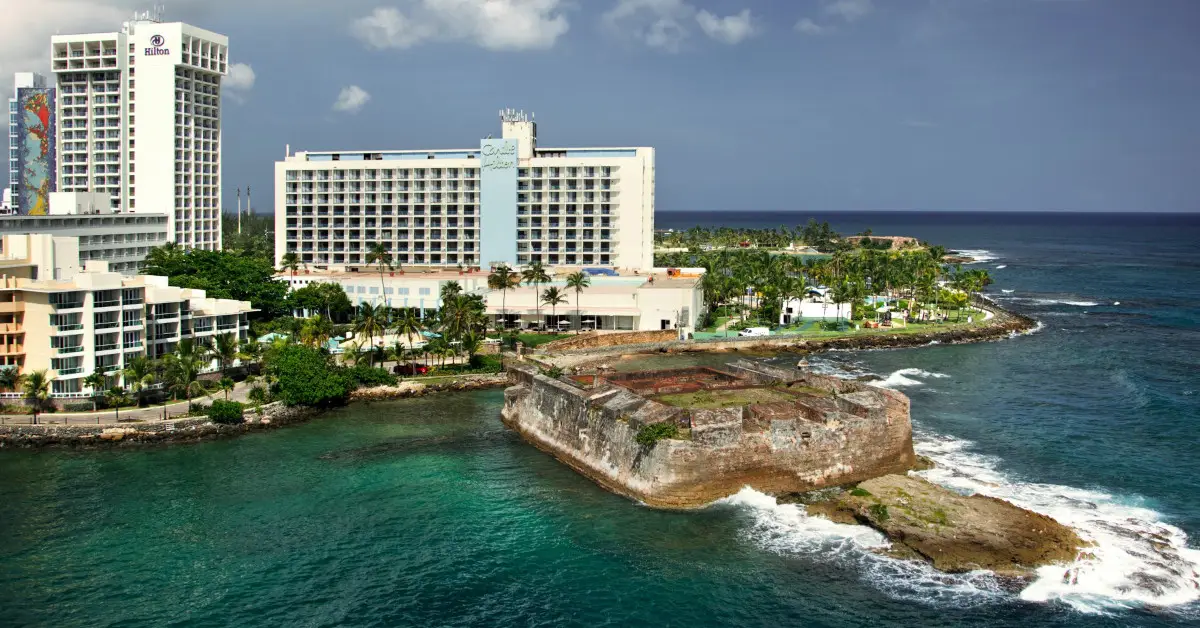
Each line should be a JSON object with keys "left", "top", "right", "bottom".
{"left": 500, "top": 361, "right": 916, "bottom": 509}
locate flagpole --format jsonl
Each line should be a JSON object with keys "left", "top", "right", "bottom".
{"left": 236, "top": 187, "right": 242, "bottom": 235}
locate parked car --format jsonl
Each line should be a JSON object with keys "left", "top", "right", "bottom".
{"left": 394, "top": 363, "right": 429, "bottom": 376}
{"left": 738, "top": 327, "right": 770, "bottom": 337}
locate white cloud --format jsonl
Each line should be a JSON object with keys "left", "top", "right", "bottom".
{"left": 824, "top": 0, "right": 873, "bottom": 23}
{"left": 351, "top": 0, "right": 570, "bottom": 52}
{"left": 794, "top": 18, "right": 827, "bottom": 36}
{"left": 603, "top": 0, "right": 757, "bottom": 51}
{"left": 225, "top": 63, "right": 257, "bottom": 91}
{"left": 695, "top": 9, "right": 757, "bottom": 45}
{"left": 222, "top": 62, "right": 257, "bottom": 104}
{"left": 0, "top": 1, "right": 129, "bottom": 102}
{"left": 332, "top": 85, "right": 371, "bottom": 114}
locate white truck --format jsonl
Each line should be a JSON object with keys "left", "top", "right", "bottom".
{"left": 738, "top": 327, "right": 770, "bottom": 337}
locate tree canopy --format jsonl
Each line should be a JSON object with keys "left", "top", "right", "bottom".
{"left": 143, "top": 244, "right": 288, "bottom": 319}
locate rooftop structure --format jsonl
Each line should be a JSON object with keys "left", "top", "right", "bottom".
{"left": 50, "top": 12, "right": 229, "bottom": 249}
{"left": 275, "top": 110, "right": 655, "bottom": 272}
{"left": 0, "top": 192, "right": 170, "bottom": 276}
{"left": 0, "top": 261, "right": 253, "bottom": 397}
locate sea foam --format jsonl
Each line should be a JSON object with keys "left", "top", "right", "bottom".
{"left": 915, "top": 432, "right": 1200, "bottom": 615}
{"left": 874, "top": 368, "right": 950, "bottom": 388}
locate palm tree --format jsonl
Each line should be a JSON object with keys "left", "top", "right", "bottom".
{"left": 565, "top": 271, "right": 590, "bottom": 332}
{"left": 440, "top": 281, "right": 463, "bottom": 301}
{"left": 353, "top": 303, "right": 386, "bottom": 366}
{"left": 393, "top": 308, "right": 424, "bottom": 356}
{"left": 541, "top": 287, "right": 567, "bottom": 331}
{"left": 460, "top": 332, "right": 483, "bottom": 367}
{"left": 0, "top": 366, "right": 19, "bottom": 393}
{"left": 521, "top": 262, "right": 551, "bottom": 329}
{"left": 165, "top": 338, "right": 208, "bottom": 407}
{"left": 104, "top": 387, "right": 128, "bottom": 422}
{"left": 212, "top": 333, "right": 239, "bottom": 375}
{"left": 280, "top": 251, "right": 301, "bottom": 289}
{"left": 488, "top": 264, "right": 520, "bottom": 331}
{"left": 365, "top": 241, "right": 393, "bottom": 309}
{"left": 20, "top": 369, "right": 52, "bottom": 425}
{"left": 123, "top": 356, "right": 157, "bottom": 407}
{"left": 218, "top": 377, "right": 235, "bottom": 401}
{"left": 83, "top": 368, "right": 107, "bottom": 411}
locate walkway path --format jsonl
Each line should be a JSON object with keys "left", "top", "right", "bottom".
{"left": 0, "top": 382, "right": 254, "bottom": 426}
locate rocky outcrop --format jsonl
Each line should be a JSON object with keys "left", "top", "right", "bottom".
{"left": 501, "top": 361, "right": 917, "bottom": 509}
{"left": 805, "top": 474, "right": 1085, "bottom": 578}
{"left": 350, "top": 374, "right": 509, "bottom": 401}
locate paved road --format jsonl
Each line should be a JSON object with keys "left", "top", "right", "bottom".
{"left": 0, "top": 382, "right": 255, "bottom": 426}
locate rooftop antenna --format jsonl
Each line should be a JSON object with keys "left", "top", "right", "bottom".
{"left": 236, "top": 187, "right": 242, "bottom": 235}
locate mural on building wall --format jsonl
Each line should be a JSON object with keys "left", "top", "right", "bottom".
{"left": 15, "top": 87, "right": 56, "bottom": 216}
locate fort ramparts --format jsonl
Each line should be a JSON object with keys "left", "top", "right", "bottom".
{"left": 500, "top": 360, "right": 916, "bottom": 508}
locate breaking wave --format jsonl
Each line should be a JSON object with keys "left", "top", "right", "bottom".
{"left": 995, "top": 265, "right": 1007, "bottom": 269}
{"left": 916, "top": 433, "right": 1200, "bottom": 615}
{"left": 873, "top": 368, "right": 951, "bottom": 388}
{"left": 955, "top": 249, "right": 1000, "bottom": 264}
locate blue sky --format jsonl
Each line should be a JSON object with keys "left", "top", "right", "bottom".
{"left": 6, "top": 0, "right": 1200, "bottom": 212}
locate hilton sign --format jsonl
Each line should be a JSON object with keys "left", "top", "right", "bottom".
{"left": 144, "top": 34, "right": 169, "bottom": 56}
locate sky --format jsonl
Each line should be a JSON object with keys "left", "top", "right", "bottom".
{"left": 3, "top": 0, "right": 1200, "bottom": 213}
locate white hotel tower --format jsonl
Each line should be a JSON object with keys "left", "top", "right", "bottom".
{"left": 50, "top": 10, "right": 228, "bottom": 250}
{"left": 275, "top": 110, "right": 655, "bottom": 271}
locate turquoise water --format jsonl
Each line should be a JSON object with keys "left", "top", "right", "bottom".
{"left": 3, "top": 212, "right": 1199, "bottom": 627}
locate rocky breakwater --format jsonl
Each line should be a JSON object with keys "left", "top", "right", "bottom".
{"left": 501, "top": 360, "right": 917, "bottom": 509}
{"left": 805, "top": 474, "right": 1086, "bottom": 579}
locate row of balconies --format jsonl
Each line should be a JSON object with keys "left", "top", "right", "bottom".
{"left": 290, "top": 170, "right": 482, "bottom": 182}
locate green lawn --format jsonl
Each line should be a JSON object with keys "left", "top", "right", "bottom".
{"left": 654, "top": 387, "right": 797, "bottom": 409}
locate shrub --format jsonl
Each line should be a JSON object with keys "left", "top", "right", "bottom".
{"left": 868, "top": 503, "right": 890, "bottom": 522}
{"left": 247, "top": 385, "right": 271, "bottom": 405}
{"left": 62, "top": 402, "right": 97, "bottom": 413}
{"left": 265, "top": 344, "right": 352, "bottom": 408}
{"left": 208, "top": 400, "right": 245, "bottom": 425}
{"left": 635, "top": 422, "right": 680, "bottom": 448}
{"left": 849, "top": 487, "right": 872, "bottom": 497}
{"left": 343, "top": 364, "right": 398, "bottom": 388}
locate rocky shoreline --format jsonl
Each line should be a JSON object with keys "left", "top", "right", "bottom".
{"left": 0, "top": 374, "right": 511, "bottom": 449}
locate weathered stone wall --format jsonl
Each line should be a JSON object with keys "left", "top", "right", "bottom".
{"left": 539, "top": 329, "right": 679, "bottom": 352}
{"left": 501, "top": 362, "right": 916, "bottom": 509}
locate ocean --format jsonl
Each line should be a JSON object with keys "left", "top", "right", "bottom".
{"left": 2, "top": 211, "right": 1198, "bottom": 627}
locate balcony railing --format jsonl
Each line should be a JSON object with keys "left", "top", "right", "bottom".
{"left": 56, "top": 346, "right": 84, "bottom": 354}
{"left": 94, "top": 321, "right": 119, "bottom": 330}
{"left": 94, "top": 300, "right": 120, "bottom": 308}
{"left": 95, "top": 344, "right": 119, "bottom": 352}
{"left": 57, "top": 324, "right": 85, "bottom": 332}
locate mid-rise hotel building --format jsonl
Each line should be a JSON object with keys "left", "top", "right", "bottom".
{"left": 49, "top": 11, "right": 228, "bottom": 249}
{"left": 0, "top": 261, "right": 252, "bottom": 397}
{"left": 275, "top": 110, "right": 655, "bottom": 271}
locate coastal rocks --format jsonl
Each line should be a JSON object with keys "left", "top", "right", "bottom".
{"left": 349, "top": 374, "right": 509, "bottom": 402}
{"left": 805, "top": 474, "right": 1084, "bottom": 578}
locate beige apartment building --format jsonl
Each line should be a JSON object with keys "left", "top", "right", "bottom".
{"left": 0, "top": 258, "right": 253, "bottom": 398}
